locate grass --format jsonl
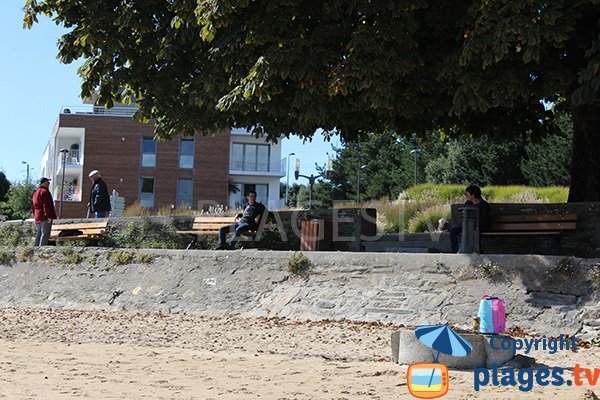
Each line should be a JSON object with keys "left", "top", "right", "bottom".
{"left": 62, "top": 247, "right": 83, "bottom": 265}
{"left": 288, "top": 252, "right": 311, "bottom": 275}
{"left": 475, "top": 261, "right": 503, "bottom": 280}
{"left": 377, "top": 184, "right": 570, "bottom": 233}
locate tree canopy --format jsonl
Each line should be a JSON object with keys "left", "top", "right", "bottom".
{"left": 23, "top": 0, "right": 600, "bottom": 200}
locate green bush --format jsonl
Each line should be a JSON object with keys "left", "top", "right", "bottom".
{"left": 0, "top": 249, "right": 15, "bottom": 265}
{"left": 288, "top": 252, "right": 311, "bottom": 275}
{"left": 408, "top": 204, "right": 451, "bottom": 233}
{"left": 102, "top": 220, "right": 189, "bottom": 249}
{"left": 61, "top": 247, "right": 84, "bottom": 265}
{"left": 17, "top": 246, "right": 34, "bottom": 262}
{"left": 475, "top": 261, "right": 503, "bottom": 279}
{"left": 402, "top": 184, "right": 568, "bottom": 203}
{"left": 0, "top": 223, "right": 35, "bottom": 248}
{"left": 113, "top": 250, "right": 135, "bottom": 265}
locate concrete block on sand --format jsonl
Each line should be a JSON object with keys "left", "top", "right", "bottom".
{"left": 391, "top": 330, "right": 514, "bottom": 369}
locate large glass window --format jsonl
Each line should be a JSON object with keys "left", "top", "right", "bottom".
{"left": 179, "top": 139, "right": 194, "bottom": 168}
{"left": 230, "top": 143, "right": 270, "bottom": 172}
{"left": 229, "top": 183, "right": 269, "bottom": 209}
{"left": 176, "top": 178, "right": 193, "bottom": 208}
{"left": 141, "top": 137, "right": 156, "bottom": 167}
{"left": 139, "top": 177, "right": 155, "bottom": 208}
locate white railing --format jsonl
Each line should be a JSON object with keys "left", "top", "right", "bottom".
{"left": 61, "top": 105, "right": 137, "bottom": 117}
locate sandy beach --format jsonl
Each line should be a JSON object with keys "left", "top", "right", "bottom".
{"left": 0, "top": 307, "right": 597, "bottom": 399}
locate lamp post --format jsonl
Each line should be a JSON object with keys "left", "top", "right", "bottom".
{"left": 285, "top": 152, "right": 295, "bottom": 207}
{"left": 294, "top": 158, "right": 333, "bottom": 208}
{"left": 59, "top": 148, "right": 69, "bottom": 218}
{"left": 356, "top": 164, "right": 367, "bottom": 204}
{"left": 21, "top": 161, "right": 29, "bottom": 183}
{"left": 410, "top": 148, "right": 421, "bottom": 186}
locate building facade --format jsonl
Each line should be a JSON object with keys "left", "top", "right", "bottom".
{"left": 41, "top": 105, "right": 284, "bottom": 219}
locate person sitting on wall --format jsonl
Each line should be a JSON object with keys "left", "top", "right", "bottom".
{"left": 449, "top": 184, "right": 491, "bottom": 253}
{"left": 88, "top": 170, "right": 111, "bottom": 218}
{"left": 217, "top": 190, "right": 266, "bottom": 250}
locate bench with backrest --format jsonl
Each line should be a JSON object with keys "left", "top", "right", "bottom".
{"left": 481, "top": 213, "right": 577, "bottom": 236}
{"left": 177, "top": 216, "right": 258, "bottom": 249}
{"left": 50, "top": 220, "right": 109, "bottom": 244}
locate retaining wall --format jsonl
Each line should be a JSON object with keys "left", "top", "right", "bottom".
{"left": 0, "top": 249, "right": 598, "bottom": 340}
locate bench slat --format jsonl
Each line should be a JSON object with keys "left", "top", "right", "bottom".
{"left": 492, "top": 214, "right": 577, "bottom": 223}
{"left": 52, "top": 223, "right": 108, "bottom": 230}
{"left": 191, "top": 223, "right": 235, "bottom": 230}
{"left": 482, "top": 231, "right": 561, "bottom": 236}
{"left": 193, "top": 217, "right": 238, "bottom": 223}
{"left": 488, "top": 222, "right": 576, "bottom": 231}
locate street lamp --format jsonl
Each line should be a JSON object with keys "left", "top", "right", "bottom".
{"left": 409, "top": 148, "right": 421, "bottom": 186}
{"left": 356, "top": 164, "right": 367, "bottom": 204}
{"left": 285, "top": 152, "right": 295, "bottom": 207}
{"left": 21, "top": 161, "right": 29, "bottom": 183}
{"left": 59, "top": 148, "right": 69, "bottom": 218}
{"left": 294, "top": 158, "right": 333, "bottom": 208}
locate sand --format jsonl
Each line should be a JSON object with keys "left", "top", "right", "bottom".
{"left": 0, "top": 307, "right": 597, "bottom": 399}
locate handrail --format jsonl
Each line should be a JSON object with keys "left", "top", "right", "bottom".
{"left": 61, "top": 105, "right": 137, "bottom": 117}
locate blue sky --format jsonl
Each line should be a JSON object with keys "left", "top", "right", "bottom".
{"left": 0, "top": 3, "right": 337, "bottom": 185}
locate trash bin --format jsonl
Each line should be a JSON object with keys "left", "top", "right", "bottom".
{"left": 300, "top": 219, "right": 332, "bottom": 251}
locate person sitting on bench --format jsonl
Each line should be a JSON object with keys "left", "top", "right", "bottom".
{"left": 217, "top": 190, "right": 266, "bottom": 250}
{"left": 450, "top": 184, "right": 491, "bottom": 253}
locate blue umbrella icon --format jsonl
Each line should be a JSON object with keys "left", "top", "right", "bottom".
{"left": 415, "top": 325, "right": 473, "bottom": 388}
{"left": 415, "top": 324, "right": 473, "bottom": 362}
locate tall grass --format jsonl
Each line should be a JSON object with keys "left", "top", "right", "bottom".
{"left": 378, "top": 185, "right": 570, "bottom": 233}
{"left": 404, "top": 184, "right": 568, "bottom": 203}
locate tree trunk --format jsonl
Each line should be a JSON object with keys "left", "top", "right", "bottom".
{"left": 568, "top": 103, "right": 600, "bottom": 202}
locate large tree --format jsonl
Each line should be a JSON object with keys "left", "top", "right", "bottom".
{"left": 24, "top": 0, "right": 600, "bottom": 200}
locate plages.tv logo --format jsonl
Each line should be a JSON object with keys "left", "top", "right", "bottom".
{"left": 407, "top": 325, "right": 473, "bottom": 399}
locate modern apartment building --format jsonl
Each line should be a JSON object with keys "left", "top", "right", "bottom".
{"left": 41, "top": 104, "right": 285, "bottom": 219}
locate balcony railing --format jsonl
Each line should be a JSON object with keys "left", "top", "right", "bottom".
{"left": 56, "top": 150, "right": 81, "bottom": 168}
{"left": 61, "top": 105, "right": 137, "bottom": 117}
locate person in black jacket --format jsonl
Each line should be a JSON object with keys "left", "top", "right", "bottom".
{"left": 217, "top": 190, "right": 266, "bottom": 250}
{"left": 450, "top": 184, "right": 491, "bottom": 253}
{"left": 88, "top": 170, "right": 111, "bottom": 218}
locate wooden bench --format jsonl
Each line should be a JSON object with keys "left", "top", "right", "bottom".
{"left": 177, "top": 216, "right": 257, "bottom": 249}
{"left": 481, "top": 213, "right": 577, "bottom": 236}
{"left": 50, "top": 220, "right": 109, "bottom": 244}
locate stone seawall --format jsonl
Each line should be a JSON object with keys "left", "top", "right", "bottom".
{"left": 0, "top": 248, "right": 598, "bottom": 340}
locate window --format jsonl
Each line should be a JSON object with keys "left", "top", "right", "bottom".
{"left": 179, "top": 139, "right": 194, "bottom": 168}
{"left": 176, "top": 178, "right": 193, "bottom": 208}
{"left": 230, "top": 143, "right": 270, "bottom": 172}
{"left": 229, "top": 183, "right": 269, "bottom": 209}
{"left": 139, "top": 177, "right": 155, "bottom": 208}
{"left": 141, "top": 137, "right": 156, "bottom": 167}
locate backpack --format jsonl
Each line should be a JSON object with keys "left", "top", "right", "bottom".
{"left": 478, "top": 295, "right": 506, "bottom": 334}
{"left": 57, "top": 229, "right": 83, "bottom": 238}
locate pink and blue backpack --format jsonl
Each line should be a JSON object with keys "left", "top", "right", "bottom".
{"left": 478, "top": 295, "right": 506, "bottom": 334}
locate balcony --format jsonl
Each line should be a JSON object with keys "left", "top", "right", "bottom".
{"left": 229, "top": 159, "right": 285, "bottom": 177}
{"left": 61, "top": 105, "right": 137, "bottom": 117}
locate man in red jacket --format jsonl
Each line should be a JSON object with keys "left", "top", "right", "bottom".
{"left": 32, "top": 177, "right": 57, "bottom": 246}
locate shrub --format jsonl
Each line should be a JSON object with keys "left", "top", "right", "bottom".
{"left": 0, "top": 249, "right": 15, "bottom": 265}
{"left": 288, "top": 252, "right": 311, "bottom": 275}
{"left": 62, "top": 247, "right": 83, "bottom": 265}
{"left": 103, "top": 220, "right": 189, "bottom": 249}
{"left": 17, "top": 246, "right": 34, "bottom": 262}
{"left": 547, "top": 257, "right": 578, "bottom": 279}
{"left": 135, "top": 252, "right": 155, "bottom": 264}
{"left": 0, "top": 223, "right": 35, "bottom": 248}
{"left": 408, "top": 204, "right": 451, "bottom": 233}
{"left": 476, "top": 261, "right": 503, "bottom": 279}
{"left": 590, "top": 264, "right": 600, "bottom": 290}
{"left": 113, "top": 251, "right": 135, "bottom": 265}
